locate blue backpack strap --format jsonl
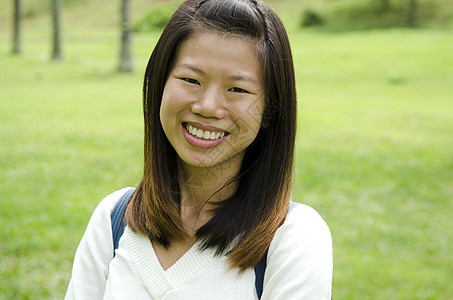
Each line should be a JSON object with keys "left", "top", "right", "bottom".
{"left": 111, "top": 188, "right": 136, "bottom": 256}
{"left": 254, "top": 201, "right": 300, "bottom": 298}
{"left": 290, "top": 201, "right": 299, "bottom": 210}
{"left": 254, "top": 250, "right": 267, "bottom": 299}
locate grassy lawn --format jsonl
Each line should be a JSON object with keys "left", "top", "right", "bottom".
{"left": 0, "top": 0, "right": 452, "bottom": 298}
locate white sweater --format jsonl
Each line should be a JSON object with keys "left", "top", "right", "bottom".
{"left": 65, "top": 188, "right": 332, "bottom": 299}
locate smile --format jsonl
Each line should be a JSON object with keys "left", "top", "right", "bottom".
{"left": 185, "top": 123, "right": 228, "bottom": 140}
{"left": 182, "top": 123, "right": 229, "bottom": 149}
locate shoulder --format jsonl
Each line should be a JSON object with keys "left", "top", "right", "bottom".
{"left": 263, "top": 203, "right": 332, "bottom": 298}
{"left": 284, "top": 202, "right": 331, "bottom": 241}
{"left": 85, "top": 187, "right": 132, "bottom": 224}
{"left": 96, "top": 187, "right": 134, "bottom": 213}
{"left": 268, "top": 202, "right": 332, "bottom": 259}
{"left": 78, "top": 187, "right": 135, "bottom": 242}
{"left": 80, "top": 187, "right": 135, "bottom": 242}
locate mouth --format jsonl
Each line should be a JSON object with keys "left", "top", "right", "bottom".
{"left": 183, "top": 122, "right": 229, "bottom": 140}
{"left": 181, "top": 122, "right": 229, "bottom": 149}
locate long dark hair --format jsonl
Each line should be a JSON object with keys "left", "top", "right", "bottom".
{"left": 126, "top": 0, "right": 297, "bottom": 272}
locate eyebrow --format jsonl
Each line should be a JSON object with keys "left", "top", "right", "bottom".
{"left": 175, "top": 64, "right": 205, "bottom": 75}
{"left": 227, "top": 74, "right": 259, "bottom": 85}
{"left": 175, "top": 63, "right": 259, "bottom": 85}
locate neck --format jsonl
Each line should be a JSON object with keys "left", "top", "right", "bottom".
{"left": 177, "top": 157, "right": 242, "bottom": 207}
{"left": 176, "top": 155, "right": 243, "bottom": 235}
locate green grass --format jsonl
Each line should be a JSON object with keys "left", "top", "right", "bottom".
{"left": 291, "top": 29, "right": 453, "bottom": 298}
{"left": 1, "top": 0, "right": 453, "bottom": 298}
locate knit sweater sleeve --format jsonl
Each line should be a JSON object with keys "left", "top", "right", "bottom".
{"left": 262, "top": 204, "right": 333, "bottom": 300}
{"left": 64, "top": 188, "right": 132, "bottom": 300}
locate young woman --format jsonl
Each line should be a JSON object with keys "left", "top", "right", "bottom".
{"left": 65, "top": 0, "right": 332, "bottom": 298}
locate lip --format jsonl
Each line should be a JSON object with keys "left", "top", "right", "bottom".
{"left": 182, "top": 123, "right": 228, "bottom": 149}
{"left": 184, "top": 121, "right": 228, "bottom": 133}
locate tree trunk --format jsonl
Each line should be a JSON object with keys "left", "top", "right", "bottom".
{"left": 119, "top": 0, "right": 133, "bottom": 72}
{"left": 407, "top": 0, "right": 417, "bottom": 28}
{"left": 51, "top": 0, "right": 63, "bottom": 60}
{"left": 12, "top": 0, "right": 21, "bottom": 54}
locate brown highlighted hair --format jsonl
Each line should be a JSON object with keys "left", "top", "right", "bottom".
{"left": 126, "top": 0, "right": 297, "bottom": 272}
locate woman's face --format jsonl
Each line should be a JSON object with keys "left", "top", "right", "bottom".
{"left": 160, "top": 31, "right": 265, "bottom": 171}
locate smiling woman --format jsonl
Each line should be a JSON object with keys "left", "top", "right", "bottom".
{"left": 160, "top": 31, "right": 264, "bottom": 167}
{"left": 65, "top": 0, "right": 332, "bottom": 299}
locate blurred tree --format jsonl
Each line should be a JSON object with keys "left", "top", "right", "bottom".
{"left": 119, "top": 0, "right": 133, "bottom": 72}
{"left": 378, "top": 0, "right": 419, "bottom": 27}
{"left": 407, "top": 0, "right": 418, "bottom": 27}
{"left": 12, "top": 0, "right": 21, "bottom": 54}
{"left": 301, "top": 9, "right": 325, "bottom": 27}
{"left": 379, "top": 0, "right": 390, "bottom": 11}
{"left": 51, "top": 0, "right": 63, "bottom": 60}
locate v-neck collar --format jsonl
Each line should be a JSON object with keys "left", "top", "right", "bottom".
{"left": 124, "top": 227, "right": 217, "bottom": 298}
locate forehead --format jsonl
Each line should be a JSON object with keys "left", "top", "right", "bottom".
{"left": 172, "top": 31, "right": 263, "bottom": 79}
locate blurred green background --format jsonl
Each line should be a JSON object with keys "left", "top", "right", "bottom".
{"left": 0, "top": 0, "right": 452, "bottom": 298}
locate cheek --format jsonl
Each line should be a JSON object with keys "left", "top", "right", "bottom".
{"left": 159, "top": 93, "right": 168, "bottom": 126}
{"left": 160, "top": 83, "right": 180, "bottom": 115}
{"left": 245, "top": 97, "right": 266, "bottom": 132}
{"left": 160, "top": 87, "right": 176, "bottom": 131}
{"left": 161, "top": 82, "right": 191, "bottom": 113}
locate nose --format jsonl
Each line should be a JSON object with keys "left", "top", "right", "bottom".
{"left": 191, "top": 87, "right": 227, "bottom": 119}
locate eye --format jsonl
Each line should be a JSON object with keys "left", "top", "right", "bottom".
{"left": 228, "top": 87, "right": 249, "bottom": 94}
{"left": 181, "top": 78, "right": 200, "bottom": 85}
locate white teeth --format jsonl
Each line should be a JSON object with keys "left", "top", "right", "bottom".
{"left": 185, "top": 124, "right": 226, "bottom": 140}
